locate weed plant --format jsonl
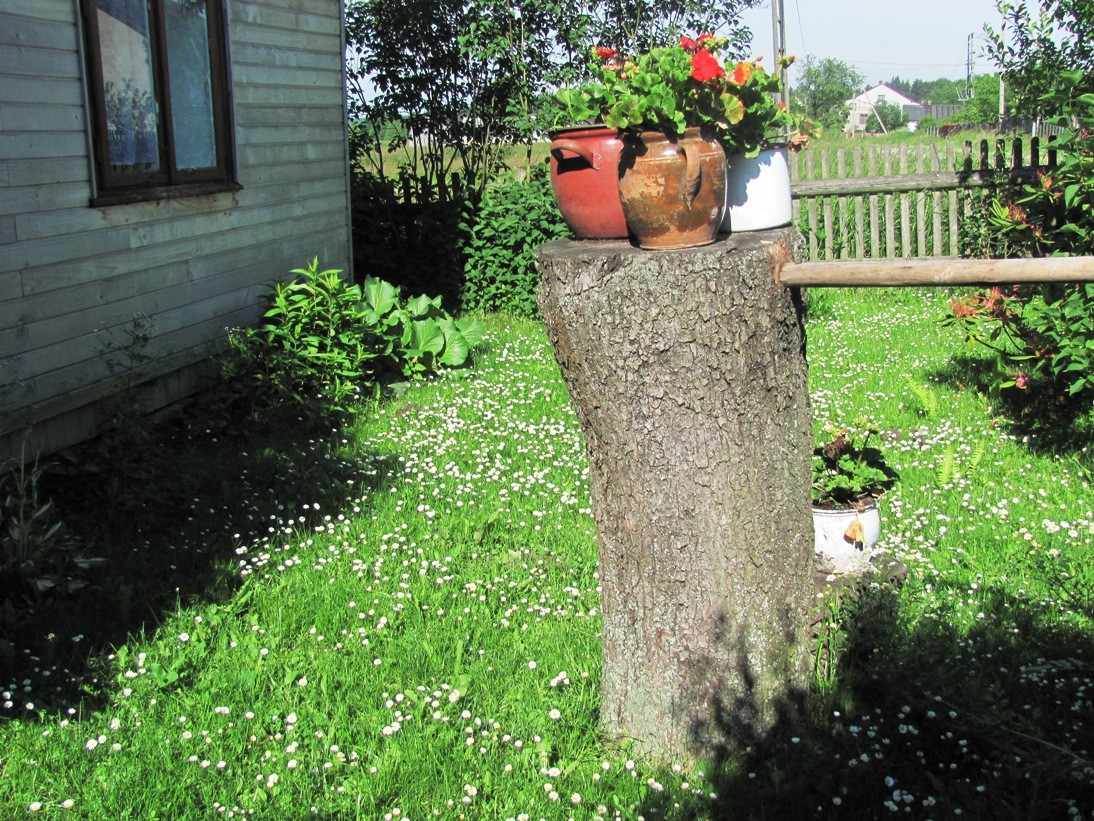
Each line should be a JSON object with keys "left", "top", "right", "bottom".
{"left": 1, "top": 292, "right": 1092, "bottom": 818}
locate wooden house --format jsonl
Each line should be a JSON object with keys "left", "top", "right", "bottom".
{"left": 0, "top": 0, "right": 353, "bottom": 461}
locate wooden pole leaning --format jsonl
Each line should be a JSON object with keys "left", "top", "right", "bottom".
{"left": 536, "top": 229, "right": 814, "bottom": 763}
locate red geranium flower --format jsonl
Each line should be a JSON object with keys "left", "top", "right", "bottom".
{"left": 596, "top": 46, "right": 618, "bottom": 60}
{"left": 690, "top": 50, "right": 724, "bottom": 83}
{"left": 680, "top": 36, "right": 697, "bottom": 52}
{"left": 730, "top": 61, "right": 752, "bottom": 86}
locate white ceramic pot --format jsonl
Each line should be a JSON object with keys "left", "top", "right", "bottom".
{"left": 812, "top": 502, "right": 881, "bottom": 574}
{"left": 720, "top": 145, "right": 793, "bottom": 234}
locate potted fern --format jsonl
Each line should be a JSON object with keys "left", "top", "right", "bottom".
{"left": 812, "top": 424, "right": 899, "bottom": 573}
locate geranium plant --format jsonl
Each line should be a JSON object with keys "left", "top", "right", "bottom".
{"left": 718, "top": 55, "right": 809, "bottom": 156}
{"left": 812, "top": 424, "right": 899, "bottom": 509}
{"left": 555, "top": 35, "right": 745, "bottom": 138}
{"left": 555, "top": 37, "right": 810, "bottom": 154}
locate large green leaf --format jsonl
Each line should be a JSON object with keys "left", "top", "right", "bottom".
{"left": 455, "top": 317, "right": 486, "bottom": 348}
{"left": 438, "top": 327, "right": 470, "bottom": 367}
{"left": 408, "top": 319, "right": 445, "bottom": 355}
{"left": 362, "top": 278, "right": 399, "bottom": 321}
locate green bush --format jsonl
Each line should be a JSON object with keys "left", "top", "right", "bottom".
{"left": 461, "top": 165, "right": 571, "bottom": 318}
{"left": 228, "top": 259, "right": 485, "bottom": 419}
{"left": 945, "top": 71, "right": 1094, "bottom": 424}
{"left": 350, "top": 169, "right": 467, "bottom": 309}
{"left": 1, "top": 445, "right": 99, "bottom": 626}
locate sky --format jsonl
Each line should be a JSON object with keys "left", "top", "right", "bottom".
{"left": 736, "top": 0, "right": 1008, "bottom": 88}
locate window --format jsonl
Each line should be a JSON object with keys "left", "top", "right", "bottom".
{"left": 81, "top": 0, "right": 237, "bottom": 204}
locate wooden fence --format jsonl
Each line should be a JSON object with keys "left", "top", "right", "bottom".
{"left": 788, "top": 137, "right": 1056, "bottom": 262}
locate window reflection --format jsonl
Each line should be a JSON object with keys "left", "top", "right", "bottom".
{"left": 165, "top": 0, "right": 217, "bottom": 170}
{"left": 97, "top": 0, "right": 161, "bottom": 173}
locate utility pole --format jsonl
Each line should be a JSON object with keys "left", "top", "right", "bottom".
{"left": 965, "top": 33, "right": 974, "bottom": 101}
{"left": 771, "top": 0, "right": 789, "bottom": 109}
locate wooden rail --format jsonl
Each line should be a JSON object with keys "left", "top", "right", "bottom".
{"left": 792, "top": 166, "right": 1038, "bottom": 198}
{"left": 777, "top": 256, "right": 1094, "bottom": 288}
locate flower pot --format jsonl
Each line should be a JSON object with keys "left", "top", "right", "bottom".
{"left": 548, "top": 126, "right": 628, "bottom": 240}
{"left": 720, "top": 145, "right": 792, "bottom": 234}
{"left": 812, "top": 501, "right": 881, "bottom": 574}
{"left": 617, "top": 127, "right": 726, "bottom": 250}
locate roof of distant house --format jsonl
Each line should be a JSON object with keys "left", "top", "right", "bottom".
{"left": 847, "top": 83, "right": 921, "bottom": 108}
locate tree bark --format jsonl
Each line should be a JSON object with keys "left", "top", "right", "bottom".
{"left": 536, "top": 229, "right": 814, "bottom": 763}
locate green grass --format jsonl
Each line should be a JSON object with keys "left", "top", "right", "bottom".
{"left": 2, "top": 295, "right": 1093, "bottom": 818}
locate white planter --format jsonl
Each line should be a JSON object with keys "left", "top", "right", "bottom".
{"left": 720, "top": 145, "right": 793, "bottom": 234}
{"left": 812, "top": 502, "right": 881, "bottom": 574}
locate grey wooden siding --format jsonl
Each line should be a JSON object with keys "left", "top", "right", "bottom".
{"left": 0, "top": 0, "right": 353, "bottom": 459}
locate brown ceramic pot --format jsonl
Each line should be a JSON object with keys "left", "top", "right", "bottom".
{"left": 548, "top": 125, "right": 628, "bottom": 240}
{"left": 617, "top": 127, "right": 727, "bottom": 250}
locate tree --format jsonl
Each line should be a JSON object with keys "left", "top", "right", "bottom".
{"left": 910, "top": 77, "right": 962, "bottom": 105}
{"left": 793, "top": 56, "right": 865, "bottom": 134}
{"left": 537, "top": 232, "right": 814, "bottom": 762}
{"left": 346, "top": 0, "right": 577, "bottom": 198}
{"left": 984, "top": 0, "right": 1094, "bottom": 117}
{"left": 950, "top": 74, "right": 1001, "bottom": 125}
{"left": 345, "top": 0, "right": 761, "bottom": 199}
{"left": 866, "top": 99, "right": 908, "bottom": 133}
{"left": 579, "top": 0, "right": 760, "bottom": 57}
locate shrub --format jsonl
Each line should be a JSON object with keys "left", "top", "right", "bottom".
{"left": 1, "top": 445, "right": 99, "bottom": 625}
{"left": 461, "top": 165, "right": 571, "bottom": 318}
{"left": 945, "top": 71, "right": 1094, "bottom": 424}
{"left": 227, "top": 259, "right": 485, "bottom": 420}
{"left": 351, "top": 169, "right": 467, "bottom": 308}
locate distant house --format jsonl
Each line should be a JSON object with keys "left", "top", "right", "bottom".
{"left": 845, "top": 83, "right": 920, "bottom": 133}
{"left": 1, "top": 0, "right": 354, "bottom": 461}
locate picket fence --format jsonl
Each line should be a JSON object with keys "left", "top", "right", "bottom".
{"left": 788, "top": 137, "right": 1056, "bottom": 262}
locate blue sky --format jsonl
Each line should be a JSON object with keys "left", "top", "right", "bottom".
{"left": 737, "top": 0, "right": 1008, "bottom": 86}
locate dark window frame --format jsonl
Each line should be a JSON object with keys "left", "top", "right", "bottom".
{"left": 81, "top": 0, "right": 239, "bottom": 205}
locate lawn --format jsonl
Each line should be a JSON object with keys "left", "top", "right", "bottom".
{"left": 2, "top": 289, "right": 1092, "bottom": 819}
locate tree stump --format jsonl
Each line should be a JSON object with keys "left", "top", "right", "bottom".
{"left": 536, "top": 229, "right": 814, "bottom": 763}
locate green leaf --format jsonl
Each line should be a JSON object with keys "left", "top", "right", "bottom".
{"left": 408, "top": 320, "right": 445, "bottom": 355}
{"left": 455, "top": 317, "right": 486, "bottom": 347}
{"left": 438, "top": 329, "right": 469, "bottom": 366}
{"left": 362, "top": 278, "right": 399, "bottom": 319}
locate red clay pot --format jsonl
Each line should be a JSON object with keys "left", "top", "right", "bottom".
{"left": 549, "top": 125, "right": 628, "bottom": 239}
{"left": 617, "top": 127, "right": 726, "bottom": 250}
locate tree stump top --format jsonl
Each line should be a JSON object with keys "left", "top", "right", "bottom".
{"left": 536, "top": 231, "right": 793, "bottom": 265}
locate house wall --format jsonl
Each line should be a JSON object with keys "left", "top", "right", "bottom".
{"left": 0, "top": 0, "right": 353, "bottom": 460}
{"left": 845, "top": 84, "right": 920, "bottom": 133}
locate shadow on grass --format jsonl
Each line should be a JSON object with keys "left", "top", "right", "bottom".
{"left": 0, "top": 400, "right": 400, "bottom": 713}
{"left": 639, "top": 572, "right": 1094, "bottom": 820}
{"left": 929, "top": 352, "right": 1094, "bottom": 457}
